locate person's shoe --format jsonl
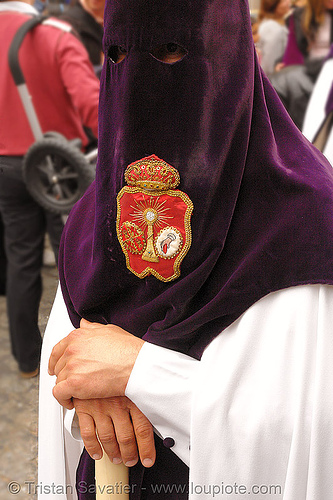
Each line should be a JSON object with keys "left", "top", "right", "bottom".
{"left": 20, "top": 367, "right": 39, "bottom": 379}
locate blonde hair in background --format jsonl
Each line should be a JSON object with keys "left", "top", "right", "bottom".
{"left": 303, "top": 0, "right": 329, "bottom": 40}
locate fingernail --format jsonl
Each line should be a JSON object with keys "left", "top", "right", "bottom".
{"left": 124, "top": 459, "right": 137, "bottom": 467}
{"left": 143, "top": 458, "right": 153, "bottom": 468}
{"left": 112, "top": 457, "right": 122, "bottom": 465}
{"left": 93, "top": 454, "right": 102, "bottom": 460}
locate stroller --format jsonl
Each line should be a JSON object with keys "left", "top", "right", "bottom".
{"left": 8, "top": 15, "right": 98, "bottom": 215}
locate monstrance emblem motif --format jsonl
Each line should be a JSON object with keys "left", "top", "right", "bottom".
{"left": 116, "top": 155, "right": 193, "bottom": 282}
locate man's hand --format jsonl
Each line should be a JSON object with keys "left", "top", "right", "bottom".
{"left": 48, "top": 319, "right": 144, "bottom": 409}
{"left": 74, "top": 397, "right": 156, "bottom": 468}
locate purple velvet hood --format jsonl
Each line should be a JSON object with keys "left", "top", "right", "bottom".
{"left": 59, "top": 0, "right": 333, "bottom": 359}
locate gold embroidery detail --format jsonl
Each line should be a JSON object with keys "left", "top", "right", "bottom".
{"left": 125, "top": 156, "right": 180, "bottom": 191}
{"left": 116, "top": 155, "right": 193, "bottom": 282}
{"left": 119, "top": 221, "right": 145, "bottom": 255}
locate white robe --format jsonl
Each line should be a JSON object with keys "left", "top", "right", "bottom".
{"left": 302, "top": 58, "right": 333, "bottom": 166}
{"left": 38, "top": 284, "right": 333, "bottom": 499}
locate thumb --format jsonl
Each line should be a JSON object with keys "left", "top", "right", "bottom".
{"left": 80, "top": 318, "right": 98, "bottom": 328}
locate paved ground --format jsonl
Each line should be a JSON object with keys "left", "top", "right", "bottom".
{"left": 0, "top": 265, "right": 59, "bottom": 500}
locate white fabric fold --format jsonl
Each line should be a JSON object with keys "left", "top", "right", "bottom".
{"left": 38, "top": 285, "right": 83, "bottom": 500}
{"left": 189, "top": 284, "right": 333, "bottom": 499}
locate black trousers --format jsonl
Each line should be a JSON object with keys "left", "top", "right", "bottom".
{"left": 0, "top": 156, "right": 63, "bottom": 372}
{"left": 0, "top": 215, "right": 6, "bottom": 294}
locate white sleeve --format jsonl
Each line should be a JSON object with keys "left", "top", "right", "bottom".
{"left": 125, "top": 343, "right": 199, "bottom": 466}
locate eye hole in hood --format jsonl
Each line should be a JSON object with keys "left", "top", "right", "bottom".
{"left": 108, "top": 45, "right": 128, "bottom": 64}
{"left": 150, "top": 43, "right": 188, "bottom": 64}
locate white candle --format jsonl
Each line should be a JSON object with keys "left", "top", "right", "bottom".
{"left": 95, "top": 453, "right": 129, "bottom": 499}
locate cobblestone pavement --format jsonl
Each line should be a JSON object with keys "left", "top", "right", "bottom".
{"left": 0, "top": 266, "right": 59, "bottom": 500}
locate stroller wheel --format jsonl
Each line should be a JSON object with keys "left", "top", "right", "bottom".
{"left": 23, "top": 137, "right": 95, "bottom": 214}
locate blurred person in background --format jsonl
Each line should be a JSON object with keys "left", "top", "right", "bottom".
{"left": 0, "top": 0, "right": 99, "bottom": 377}
{"left": 258, "top": 0, "right": 291, "bottom": 77}
{"left": 271, "top": 0, "right": 333, "bottom": 128}
{"left": 292, "top": 0, "right": 307, "bottom": 5}
{"left": 59, "top": 0, "right": 105, "bottom": 75}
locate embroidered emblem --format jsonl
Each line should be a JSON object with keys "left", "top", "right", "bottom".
{"left": 116, "top": 155, "right": 193, "bottom": 282}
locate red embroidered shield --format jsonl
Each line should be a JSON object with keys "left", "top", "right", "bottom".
{"left": 116, "top": 155, "right": 193, "bottom": 282}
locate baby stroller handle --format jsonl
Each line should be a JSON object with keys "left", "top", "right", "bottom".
{"left": 8, "top": 16, "right": 47, "bottom": 141}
